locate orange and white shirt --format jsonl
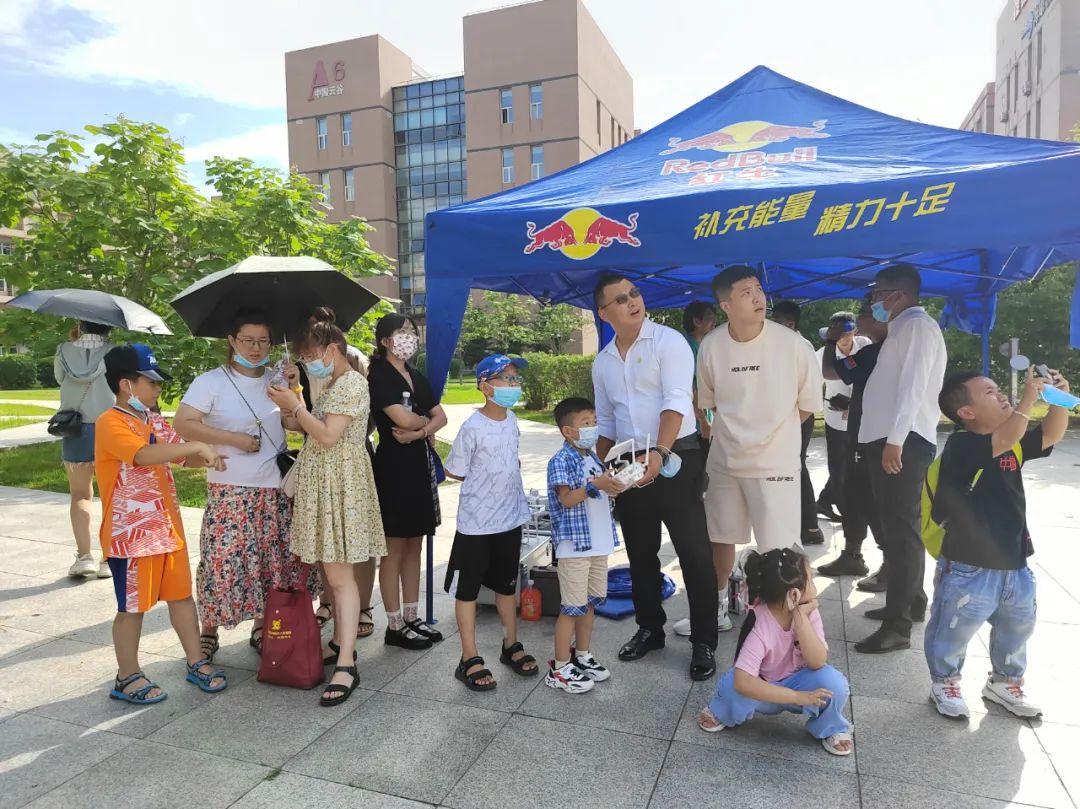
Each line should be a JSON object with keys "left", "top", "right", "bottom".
{"left": 94, "top": 407, "right": 187, "bottom": 559}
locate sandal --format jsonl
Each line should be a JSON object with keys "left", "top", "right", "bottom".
{"left": 315, "top": 603, "right": 332, "bottom": 628}
{"left": 357, "top": 607, "right": 375, "bottom": 638}
{"left": 822, "top": 732, "right": 854, "bottom": 756}
{"left": 319, "top": 665, "right": 359, "bottom": 707}
{"left": 500, "top": 641, "right": 539, "bottom": 677}
{"left": 455, "top": 655, "right": 497, "bottom": 692}
{"left": 249, "top": 625, "right": 263, "bottom": 655}
{"left": 185, "top": 657, "right": 227, "bottom": 693}
{"left": 323, "top": 640, "right": 358, "bottom": 666}
{"left": 697, "top": 708, "right": 726, "bottom": 733}
{"left": 199, "top": 633, "right": 220, "bottom": 662}
{"left": 406, "top": 618, "right": 443, "bottom": 643}
{"left": 109, "top": 671, "right": 167, "bottom": 705}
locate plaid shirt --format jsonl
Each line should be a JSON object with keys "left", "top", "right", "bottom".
{"left": 546, "top": 442, "right": 619, "bottom": 553}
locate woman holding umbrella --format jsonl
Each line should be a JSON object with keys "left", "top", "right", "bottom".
{"left": 268, "top": 307, "right": 385, "bottom": 707}
{"left": 173, "top": 308, "right": 312, "bottom": 661}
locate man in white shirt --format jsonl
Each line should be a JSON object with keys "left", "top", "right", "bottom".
{"left": 592, "top": 274, "right": 719, "bottom": 681}
{"left": 854, "top": 263, "right": 946, "bottom": 655}
{"left": 696, "top": 266, "right": 823, "bottom": 618}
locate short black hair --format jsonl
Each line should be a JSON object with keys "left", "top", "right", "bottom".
{"left": 104, "top": 345, "right": 140, "bottom": 394}
{"left": 711, "top": 265, "right": 758, "bottom": 301}
{"left": 682, "top": 301, "right": 715, "bottom": 334}
{"left": 79, "top": 321, "right": 112, "bottom": 336}
{"left": 875, "top": 262, "right": 922, "bottom": 297}
{"left": 771, "top": 300, "right": 801, "bottom": 326}
{"left": 939, "top": 370, "right": 983, "bottom": 426}
{"left": 554, "top": 396, "right": 595, "bottom": 429}
{"left": 829, "top": 310, "right": 855, "bottom": 325}
{"left": 593, "top": 273, "right": 630, "bottom": 310}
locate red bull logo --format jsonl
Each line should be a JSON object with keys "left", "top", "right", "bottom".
{"left": 661, "top": 119, "right": 828, "bottom": 155}
{"left": 523, "top": 207, "right": 640, "bottom": 260}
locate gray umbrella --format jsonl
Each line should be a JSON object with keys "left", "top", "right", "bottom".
{"left": 5, "top": 288, "right": 172, "bottom": 334}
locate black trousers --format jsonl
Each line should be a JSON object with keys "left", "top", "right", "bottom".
{"left": 842, "top": 441, "right": 884, "bottom": 555}
{"left": 799, "top": 417, "right": 816, "bottom": 531}
{"left": 866, "top": 434, "right": 936, "bottom": 637}
{"left": 819, "top": 424, "right": 848, "bottom": 510}
{"left": 614, "top": 446, "right": 718, "bottom": 650}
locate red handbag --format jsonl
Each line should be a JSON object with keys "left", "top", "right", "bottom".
{"left": 257, "top": 565, "right": 324, "bottom": 690}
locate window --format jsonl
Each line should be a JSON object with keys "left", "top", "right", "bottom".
{"left": 596, "top": 99, "right": 601, "bottom": 142}
{"left": 530, "top": 144, "right": 543, "bottom": 180}
{"left": 344, "top": 168, "right": 355, "bottom": 202}
{"left": 1013, "top": 62, "right": 1019, "bottom": 107}
{"left": 1036, "top": 99, "right": 1041, "bottom": 138}
{"left": 316, "top": 117, "right": 327, "bottom": 150}
{"left": 319, "top": 171, "right": 330, "bottom": 200}
{"left": 1037, "top": 28, "right": 1042, "bottom": 82}
{"left": 530, "top": 83, "right": 542, "bottom": 120}
{"left": 502, "top": 147, "right": 514, "bottom": 184}
{"left": 341, "top": 112, "right": 352, "bottom": 147}
{"left": 500, "top": 88, "right": 513, "bottom": 124}
{"left": 610, "top": 116, "right": 615, "bottom": 148}
{"left": 1025, "top": 110, "right": 1031, "bottom": 137}
{"left": 1004, "top": 74, "right": 1011, "bottom": 114}
{"left": 1026, "top": 41, "right": 1033, "bottom": 87}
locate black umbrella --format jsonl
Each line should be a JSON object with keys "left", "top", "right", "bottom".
{"left": 170, "top": 256, "right": 385, "bottom": 339}
{"left": 5, "top": 288, "right": 172, "bottom": 334}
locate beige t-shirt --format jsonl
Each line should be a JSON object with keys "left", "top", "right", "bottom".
{"left": 696, "top": 319, "right": 823, "bottom": 477}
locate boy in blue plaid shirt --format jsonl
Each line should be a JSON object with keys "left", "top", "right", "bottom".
{"left": 545, "top": 397, "right": 625, "bottom": 693}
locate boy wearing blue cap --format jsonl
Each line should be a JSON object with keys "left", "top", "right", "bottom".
{"left": 444, "top": 354, "right": 538, "bottom": 691}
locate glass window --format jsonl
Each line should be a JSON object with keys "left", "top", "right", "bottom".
{"left": 394, "top": 100, "right": 406, "bottom": 114}
{"left": 530, "top": 83, "right": 542, "bottom": 120}
{"left": 502, "top": 147, "right": 514, "bottom": 184}
{"left": 407, "top": 97, "right": 420, "bottom": 111}
{"left": 319, "top": 171, "right": 330, "bottom": 199}
{"left": 341, "top": 112, "right": 352, "bottom": 147}
{"left": 344, "top": 168, "right": 355, "bottom": 202}
{"left": 449, "top": 161, "right": 462, "bottom": 180}
{"left": 435, "top": 163, "right": 448, "bottom": 181}
{"left": 316, "top": 116, "right": 327, "bottom": 150}
{"left": 500, "top": 88, "right": 513, "bottom": 124}
{"left": 407, "top": 111, "right": 421, "bottom": 129}
{"left": 420, "top": 95, "right": 433, "bottom": 110}
{"left": 530, "top": 144, "right": 544, "bottom": 180}
{"left": 1026, "top": 41, "right": 1033, "bottom": 86}
{"left": 422, "top": 142, "right": 435, "bottom": 164}
{"left": 434, "top": 79, "right": 446, "bottom": 94}
{"left": 406, "top": 84, "right": 419, "bottom": 99}
{"left": 420, "top": 109, "right": 434, "bottom": 127}
{"left": 421, "top": 127, "right": 434, "bottom": 142}
{"left": 419, "top": 82, "right": 432, "bottom": 96}
{"left": 434, "top": 93, "right": 446, "bottom": 107}
{"left": 435, "top": 141, "right": 448, "bottom": 163}
{"left": 434, "top": 106, "right": 447, "bottom": 126}
{"left": 395, "top": 145, "right": 407, "bottom": 165}
{"left": 393, "top": 86, "right": 406, "bottom": 101}
{"left": 448, "top": 139, "right": 462, "bottom": 161}
{"left": 1025, "top": 110, "right": 1031, "bottom": 137}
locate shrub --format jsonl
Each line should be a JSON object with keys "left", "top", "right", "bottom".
{"left": 36, "top": 357, "right": 56, "bottom": 388}
{"left": 0, "top": 354, "right": 39, "bottom": 390}
{"left": 521, "top": 352, "right": 594, "bottom": 410}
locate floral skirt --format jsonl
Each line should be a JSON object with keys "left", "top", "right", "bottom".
{"left": 196, "top": 483, "right": 318, "bottom": 629}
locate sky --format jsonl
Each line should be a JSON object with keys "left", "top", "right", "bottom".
{"left": 0, "top": 0, "right": 1002, "bottom": 196}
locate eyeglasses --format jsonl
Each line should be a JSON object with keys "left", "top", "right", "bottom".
{"left": 494, "top": 374, "right": 523, "bottom": 385}
{"left": 235, "top": 337, "right": 271, "bottom": 349}
{"left": 599, "top": 286, "right": 642, "bottom": 310}
{"left": 870, "top": 287, "right": 899, "bottom": 302}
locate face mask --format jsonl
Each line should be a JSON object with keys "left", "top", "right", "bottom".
{"left": 871, "top": 301, "right": 890, "bottom": 323}
{"left": 304, "top": 347, "right": 333, "bottom": 379}
{"left": 125, "top": 383, "right": 148, "bottom": 414}
{"left": 659, "top": 451, "right": 682, "bottom": 478}
{"left": 233, "top": 354, "right": 269, "bottom": 369}
{"left": 390, "top": 332, "right": 419, "bottom": 361}
{"left": 491, "top": 385, "right": 522, "bottom": 408}
{"left": 572, "top": 425, "right": 599, "bottom": 450}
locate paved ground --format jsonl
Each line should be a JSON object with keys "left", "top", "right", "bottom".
{"left": 2, "top": 409, "right": 1080, "bottom": 809}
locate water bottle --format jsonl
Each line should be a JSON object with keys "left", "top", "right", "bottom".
{"left": 401, "top": 391, "right": 412, "bottom": 412}
{"left": 1041, "top": 386, "right": 1080, "bottom": 410}
{"left": 520, "top": 578, "right": 542, "bottom": 621}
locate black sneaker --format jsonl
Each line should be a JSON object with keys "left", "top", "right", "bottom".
{"left": 689, "top": 643, "right": 716, "bottom": 681}
{"left": 856, "top": 564, "right": 888, "bottom": 593}
{"left": 817, "top": 552, "right": 869, "bottom": 577}
{"left": 817, "top": 502, "right": 843, "bottom": 522}
{"left": 405, "top": 618, "right": 444, "bottom": 643}
{"left": 865, "top": 605, "right": 925, "bottom": 623}
{"left": 384, "top": 626, "right": 433, "bottom": 651}
{"left": 801, "top": 527, "right": 825, "bottom": 546}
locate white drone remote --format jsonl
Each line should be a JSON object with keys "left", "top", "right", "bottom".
{"left": 606, "top": 435, "right": 649, "bottom": 487}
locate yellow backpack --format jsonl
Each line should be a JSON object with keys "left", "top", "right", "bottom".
{"left": 921, "top": 440, "right": 1023, "bottom": 558}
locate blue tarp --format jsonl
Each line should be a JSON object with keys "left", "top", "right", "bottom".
{"left": 425, "top": 66, "right": 1080, "bottom": 391}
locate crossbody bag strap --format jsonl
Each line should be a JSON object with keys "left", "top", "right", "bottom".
{"left": 219, "top": 366, "right": 286, "bottom": 454}
{"left": 57, "top": 350, "right": 93, "bottom": 413}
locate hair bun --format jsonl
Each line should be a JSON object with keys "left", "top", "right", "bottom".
{"left": 310, "top": 306, "right": 336, "bottom": 326}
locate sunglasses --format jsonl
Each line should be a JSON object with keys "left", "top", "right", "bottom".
{"left": 600, "top": 287, "right": 642, "bottom": 310}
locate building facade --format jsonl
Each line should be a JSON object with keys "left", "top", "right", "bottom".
{"left": 960, "top": 82, "right": 996, "bottom": 134}
{"left": 284, "top": 0, "right": 633, "bottom": 329}
{"left": 995, "top": 0, "right": 1080, "bottom": 140}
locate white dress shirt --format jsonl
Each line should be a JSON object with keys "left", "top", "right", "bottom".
{"left": 592, "top": 319, "right": 696, "bottom": 448}
{"left": 858, "top": 307, "right": 946, "bottom": 446}
{"left": 817, "top": 337, "right": 872, "bottom": 432}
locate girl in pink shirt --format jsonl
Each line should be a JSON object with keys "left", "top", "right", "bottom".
{"left": 697, "top": 547, "right": 853, "bottom": 756}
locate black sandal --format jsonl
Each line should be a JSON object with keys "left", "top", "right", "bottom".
{"left": 322, "top": 640, "right": 358, "bottom": 666}
{"left": 455, "top": 655, "right": 496, "bottom": 692}
{"left": 499, "top": 641, "right": 539, "bottom": 677}
{"left": 319, "top": 665, "right": 359, "bottom": 707}
{"left": 315, "top": 604, "right": 332, "bottom": 628}
{"left": 199, "top": 633, "right": 220, "bottom": 662}
{"left": 357, "top": 607, "right": 375, "bottom": 638}
{"left": 249, "top": 625, "right": 263, "bottom": 655}
{"left": 406, "top": 618, "right": 443, "bottom": 643}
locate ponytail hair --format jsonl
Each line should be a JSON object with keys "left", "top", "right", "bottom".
{"left": 298, "top": 306, "right": 347, "bottom": 354}
{"left": 371, "top": 312, "right": 419, "bottom": 363}
{"left": 732, "top": 547, "right": 811, "bottom": 664}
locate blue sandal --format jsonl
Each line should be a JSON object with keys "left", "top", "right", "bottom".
{"left": 186, "top": 657, "right": 227, "bottom": 693}
{"left": 109, "top": 671, "right": 167, "bottom": 704}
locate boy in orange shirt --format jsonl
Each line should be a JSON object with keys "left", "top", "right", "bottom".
{"left": 96, "top": 344, "right": 229, "bottom": 704}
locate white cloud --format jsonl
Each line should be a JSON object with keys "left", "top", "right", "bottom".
{"left": 184, "top": 122, "right": 288, "bottom": 169}
{"left": 174, "top": 112, "right": 194, "bottom": 127}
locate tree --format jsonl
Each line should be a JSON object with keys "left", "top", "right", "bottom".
{"left": 456, "top": 291, "right": 581, "bottom": 362}
{"left": 0, "top": 119, "right": 392, "bottom": 393}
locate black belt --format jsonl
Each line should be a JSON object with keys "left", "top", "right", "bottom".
{"left": 614, "top": 433, "right": 701, "bottom": 464}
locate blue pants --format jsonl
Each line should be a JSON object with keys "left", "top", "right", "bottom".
{"left": 924, "top": 559, "right": 1036, "bottom": 684}
{"left": 707, "top": 665, "right": 851, "bottom": 739}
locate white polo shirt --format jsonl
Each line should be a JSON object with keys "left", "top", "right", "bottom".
{"left": 817, "top": 337, "right": 872, "bottom": 432}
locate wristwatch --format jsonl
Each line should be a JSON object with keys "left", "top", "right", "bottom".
{"left": 585, "top": 481, "right": 601, "bottom": 499}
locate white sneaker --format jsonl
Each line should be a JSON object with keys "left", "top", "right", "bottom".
{"left": 930, "top": 680, "right": 970, "bottom": 719}
{"left": 673, "top": 618, "right": 692, "bottom": 637}
{"left": 544, "top": 661, "right": 594, "bottom": 694}
{"left": 572, "top": 651, "right": 611, "bottom": 682}
{"left": 673, "top": 605, "right": 734, "bottom": 637}
{"left": 97, "top": 559, "right": 112, "bottom": 579}
{"left": 68, "top": 554, "right": 96, "bottom": 578}
{"left": 982, "top": 679, "right": 1042, "bottom": 718}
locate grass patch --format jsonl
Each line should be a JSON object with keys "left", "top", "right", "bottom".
{"left": 440, "top": 380, "right": 484, "bottom": 405}
{"left": 517, "top": 408, "right": 556, "bottom": 426}
{"left": 0, "top": 389, "right": 61, "bottom": 401}
{"left": 0, "top": 403, "right": 54, "bottom": 432}
{"left": 0, "top": 418, "right": 50, "bottom": 431}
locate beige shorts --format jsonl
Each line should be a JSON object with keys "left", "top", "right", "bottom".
{"left": 556, "top": 555, "right": 609, "bottom": 615}
{"left": 704, "top": 468, "right": 801, "bottom": 551}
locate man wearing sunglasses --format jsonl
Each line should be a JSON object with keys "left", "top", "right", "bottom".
{"left": 591, "top": 274, "right": 719, "bottom": 681}
{"left": 854, "top": 263, "right": 946, "bottom": 655}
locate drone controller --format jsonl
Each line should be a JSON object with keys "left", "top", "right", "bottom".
{"left": 606, "top": 436, "right": 648, "bottom": 487}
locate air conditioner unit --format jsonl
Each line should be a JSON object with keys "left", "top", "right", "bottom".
{"left": 1023, "top": 80, "right": 1032, "bottom": 96}
{"left": 1000, "top": 110, "right": 1010, "bottom": 122}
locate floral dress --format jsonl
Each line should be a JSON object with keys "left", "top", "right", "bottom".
{"left": 289, "top": 370, "right": 386, "bottom": 564}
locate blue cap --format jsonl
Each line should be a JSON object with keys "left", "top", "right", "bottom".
{"left": 475, "top": 353, "right": 528, "bottom": 382}
{"left": 105, "top": 343, "right": 171, "bottom": 383}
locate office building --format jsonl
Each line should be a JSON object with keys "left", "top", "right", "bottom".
{"left": 960, "top": 82, "right": 996, "bottom": 134}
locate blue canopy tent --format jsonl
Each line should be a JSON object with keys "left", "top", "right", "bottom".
{"left": 424, "top": 65, "right": 1080, "bottom": 392}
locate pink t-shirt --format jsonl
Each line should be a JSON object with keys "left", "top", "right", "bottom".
{"left": 735, "top": 603, "right": 828, "bottom": 683}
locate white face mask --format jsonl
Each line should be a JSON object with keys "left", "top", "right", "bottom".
{"left": 390, "top": 332, "right": 419, "bottom": 361}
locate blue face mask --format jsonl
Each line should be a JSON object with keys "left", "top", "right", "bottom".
{"left": 659, "top": 451, "right": 683, "bottom": 478}
{"left": 234, "top": 354, "right": 269, "bottom": 370}
{"left": 125, "top": 383, "right": 149, "bottom": 414}
{"left": 572, "top": 425, "right": 599, "bottom": 450}
{"left": 303, "top": 348, "right": 333, "bottom": 379}
{"left": 871, "top": 301, "right": 890, "bottom": 323}
{"left": 491, "top": 385, "right": 522, "bottom": 408}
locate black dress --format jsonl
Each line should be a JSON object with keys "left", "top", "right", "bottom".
{"left": 368, "top": 357, "right": 440, "bottom": 537}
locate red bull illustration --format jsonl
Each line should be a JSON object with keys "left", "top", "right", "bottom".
{"left": 523, "top": 208, "right": 640, "bottom": 259}
{"left": 661, "top": 119, "right": 828, "bottom": 155}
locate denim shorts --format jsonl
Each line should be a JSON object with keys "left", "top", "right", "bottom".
{"left": 61, "top": 422, "right": 95, "bottom": 463}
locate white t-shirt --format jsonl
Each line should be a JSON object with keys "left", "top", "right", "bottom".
{"left": 817, "top": 337, "right": 872, "bottom": 432}
{"left": 444, "top": 409, "right": 532, "bottom": 536}
{"left": 696, "top": 319, "right": 823, "bottom": 477}
{"left": 181, "top": 367, "right": 286, "bottom": 488}
{"left": 558, "top": 454, "right": 617, "bottom": 559}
